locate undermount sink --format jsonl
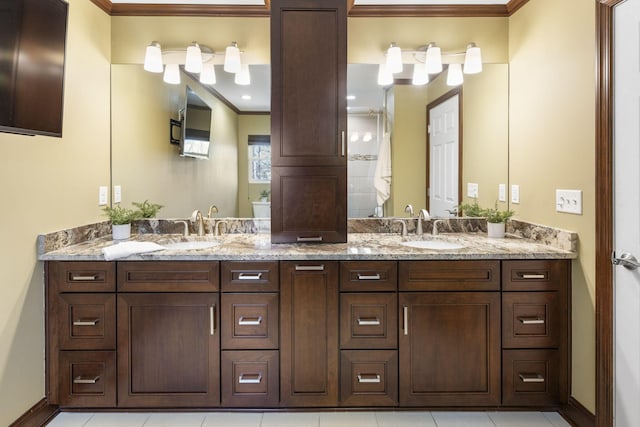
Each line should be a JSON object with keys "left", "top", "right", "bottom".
{"left": 400, "top": 240, "right": 465, "bottom": 250}
{"left": 162, "top": 241, "right": 220, "bottom": 250}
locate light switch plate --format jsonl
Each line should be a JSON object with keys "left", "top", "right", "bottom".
{"left": 467, "top": 183, "right": 479, "bottom": 198}
{"left": 556, "top": 189, "right": 582, "bottom": 214}
{"left": 498, "top": 184, "right": 506, "bottom": 202}
{"left": 114, "top": 185, "right": 122, "bottom": 203}
{"left": 511, "top": 185, "right": 520, "bottom": 204}
{"left": 98, "top": 186, "right": 108, "bottom": 206}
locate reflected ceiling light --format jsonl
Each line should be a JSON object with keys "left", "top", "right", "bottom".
{"left": 163, "top": 63, "right": 181, "bottom": 85}
{"left": 143, "top": 41, "right": 163, "bottom": 73}
{"left": 346, "top": 95, "right": 356, "bottom": 100}
{"left": 425, "top": 43, "right": 443, "bottom": 74}
{"left": 185, "top": 42, "right": 203, "bottom": 73}
{"left": 412, "top": 62, "right": 429, "bottom": 86}
{"left": 234, "top": 63, "right": 251, "bottom": 85}
{"left": 350, "top": 132, "right": 360, "bottom": 142}
{"left": 363, "top": 132, "right": 373, "bottom": 142}
{"left": 224, "top": 42, "right": 242, "bottom": 74}
{"left": 377, "top": 63, "right": 394, "bottom": 86}
{"left": 199, "top": 63, "right": 216, "bottom": 85}
{"left": 241, "top": 94, "right": 252, "bottom": 100}
{"left": 386, "top": 42, "right": 403, "bottom": 74}
{"left": 463, "top": 43, "right": 483, "bottom": 74}
{"left": 447, "top": 63, "right": 464, "bottom": 86}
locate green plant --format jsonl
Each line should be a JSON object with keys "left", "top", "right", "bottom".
{"left": 132, "top": 199, "right": 164, "bottom": 218}
{"left": 102, "top": 204, "right": 141, "bottom": 225}
{"left": 259, "top": 189, "right": 270, "bottom": 199}
{"left": 482, "top": 203, "right": 515, "bottom": 223}
{"left": 457, "top": 200, "right": 483, "bottom": 217}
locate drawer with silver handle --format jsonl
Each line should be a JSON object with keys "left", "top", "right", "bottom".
{"left": 221, "top": 261, "right": 279, "bottom": 292}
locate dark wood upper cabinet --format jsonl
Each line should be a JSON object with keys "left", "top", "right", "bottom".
{"left": 270, "top": 0, "right": 347, "bottom": 243}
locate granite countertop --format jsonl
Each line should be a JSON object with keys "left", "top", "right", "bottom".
{"left": 38, "top": 231, "right": 577, "bottom": 261}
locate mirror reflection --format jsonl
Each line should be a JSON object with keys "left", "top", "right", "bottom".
{"left": 110, "top": 63, "right": 508, "bottom": 219}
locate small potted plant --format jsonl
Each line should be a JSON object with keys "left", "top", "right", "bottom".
{"left": 482, "top": 203, "right": 515, "bottom": 238}
{"left": 259, "top": 189, "right": 270, "bottom": 202}
{"left": 102, "top": 204, "right": 141, "bottom": 240}
{"left": 133, "top": 199, "right": 164, "bottom": 218}
{"left": 457, "top": 200, "right": 483, "bottom": 217}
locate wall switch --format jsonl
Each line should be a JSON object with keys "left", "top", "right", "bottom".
{"left": 98, "top": 186, "right": 108, "bottom": 206}
{"left": 556, "top": 189, "right": 582, "bottom": 214}
{"left": 511, "top": 184, "right": 520, "bottom": 204}
{"left": 498, "top": 184, "right": 506, "bottom": 202}
{"left": 467, "top": 183, "right": 479, "bottom": 199}
{"left": 114, "top": 185, "right": 122, "bottom": 203}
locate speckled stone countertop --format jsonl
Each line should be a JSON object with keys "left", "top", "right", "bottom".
{"left": 38, "top": 229, "right": 577, "bottom": 261}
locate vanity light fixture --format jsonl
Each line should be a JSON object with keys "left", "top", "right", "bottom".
{"left": 163, "top": 63, "right": 181, "bottom": 85}
{"left": 184, "top": 42, "right": 203, "bottom": 73}
{"left": 412, "top": 62, "right": 429, "bottom": 86}
{"left": 363, "top": 132, "right": 373, "bottom": 142}
{"left": 377, "top": 63, "right": 394, "bottom": 86}
{"left": 425, "top": 43, "right": 443, "bottom": 74}
{"left": 224, "top": 42, "right": 242, "bottom": 73}
{"left": 386, "top": 42, "right": 403, "bottom": 74}
{"left": 199, "top": 63, "right": 216, "bottom": 85}
{"left": 144, "top": 41, "right": 163, "bottom": 73}
{"left": 463, "top": 43, "right": 482, "bottom": 74}
{"left": 446, "top": 63, "right": 464, "bottom": 86}
{"left": 234, "top": 63, "right": 251, "bottom": 85}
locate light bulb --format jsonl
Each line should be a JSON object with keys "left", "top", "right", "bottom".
{"left": 143, "top": 41, "right": 163, "bottom": 73}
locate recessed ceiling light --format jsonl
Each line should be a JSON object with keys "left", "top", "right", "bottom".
{"left": 241, "top": 94, "right": 252, "bottom": 100}
{"left": 347, "top": 106, "right": 352, "bottom": 110}
{"left": 346, "top": 95, "right": 356, "bottom": 100}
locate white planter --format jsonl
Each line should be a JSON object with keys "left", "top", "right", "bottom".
{"left": 487, "top": 222, "right": 505, "bottom": 238}
{"left": 112, "top": 223, "right": 131, "bottom": 240}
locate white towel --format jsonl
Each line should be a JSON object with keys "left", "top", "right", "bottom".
{"left": 102, "top": 241, "right": 166, "bottom": 260}
{"left": 373, "top": 132, "right": 392, "bottom": 206}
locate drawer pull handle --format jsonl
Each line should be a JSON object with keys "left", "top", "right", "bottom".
{"left": 519, "top": 373, "right": 545, "bottom": 383}
{"left": 238, "top": 373, "right": 262, "bottom": 384}
{"left": 357, "top": 317, "right": 381, "bottom": 326}
{"left": 403, "top": 305, "right": 409, "bottom": 336}
{"left": 73, "top": 318, "right": 100, "bottom": 326}
{"left": 357, "top": 374, "right": 381, "bottom": 383}
{"left": 357, "top": 274, "right": 381, "bottom": 280}
{"left": 295, "top": 264, "right": 325, "bottom": 271}
{"left": 520, "top": 273, "right": 546, "bottom": 279}
{"left": 238, "top": 316, "right": 263, "bottom": 326}
{"left": 70, "top": 275, "right": 98, "bottom": 281}
{"left": 518, "top": 316, "right": 545, "bottom": 325}
{"left": 73, "top": 376, "right": 100, "bottom": 384}
{"left": 297, "top": 236, "right": 323, "bottom": 242}
{"left": 210, "top": 305, "right": 216, "bottom": 336}
{"left": 238, "top": 272, "right": 263, "bottom": 280}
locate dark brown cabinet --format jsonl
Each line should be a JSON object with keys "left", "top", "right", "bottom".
{"left": 280, "top": 261, "right": 339, "bottom": 406}
{"left": 270, "top": 0, "right": 347, "bottom": 243}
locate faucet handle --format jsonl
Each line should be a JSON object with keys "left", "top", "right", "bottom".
{"left": 393, "top": 219, "right": 408, "bottom": 237}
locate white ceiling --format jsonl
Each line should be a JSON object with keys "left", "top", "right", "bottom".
{"left": 111, "top": 0, "right": 509, "bottom": 4}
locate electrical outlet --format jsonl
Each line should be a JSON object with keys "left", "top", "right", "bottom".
{"left": 498, "top": 184, "right": 506, "bottom": 202}
{"left": 556, "top": 189, "right": 582, "bottom": 214}
{"left": 114, "top": 185, "right": 122, "bottom": 203}
{"left": 98, "top": 186, "right": 108, "bottom": 206}
{"left": 467, "top": 183, "right": 479, "bottom": 199}
{"left": 511, "top": 184, "right": 520, "bottom": 204}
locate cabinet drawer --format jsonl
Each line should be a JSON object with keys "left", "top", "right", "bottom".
{"left": 503, "top": 292, "right": 560, "bottom": 348}
{"left": 340, "top": 261, "right": 397, "bottom": 292}
{"left": 399, "top": 260, "right": 500, "bottom": 291}
{"left": 48, "top": 261, "right": 115, "bottom": 293}
{"left": 118, "top": 261, "right": 219, "bottom": 292}
{"left": 221, "top": 261, "right": 279, "bottom": 292}
{"left": 58, "top": 294, "right": 116, "bottom": 350}
{"left": 221, "top": 293, "right": 279, "bottom": 349}
{"left": 340, "top": 293, "right": 397, "bottom": 349}
{"left": 340, "top": 350, "right": 398, "bottom": 407}
{"left": 59, "top": 351, "right": 116, "bottom": 407}
{"left": 221, "top": 350, "right": 279, "bottom": 407}
{"left": 502, "top": 260, "right": 569, "bottom": 291}
{"left": 502, "top": 349, "right": 561, "bottom": 406}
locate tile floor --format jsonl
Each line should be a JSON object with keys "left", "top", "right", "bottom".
{"left": 47, "top": 411, "right": 572, "bottom": 427}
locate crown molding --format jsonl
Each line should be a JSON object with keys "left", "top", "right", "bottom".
{"left": 109, "top": 4, "right": 269, "bottom": 16}
{"left": 90, "top": 0, "right": 112, "bottom": 14}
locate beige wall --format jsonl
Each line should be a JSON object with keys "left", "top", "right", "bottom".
{"left": 237, "top": 115, "right": 271, "bottom": 218}
{"left": 509, "top": 0, "right": 596, "bottom": 412}
{"left": 0, "top": 1, "right": 111, "bottom": 424}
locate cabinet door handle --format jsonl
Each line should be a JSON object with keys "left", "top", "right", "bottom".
{"left": 403, "top": 305, "right": 409, "bottom": 336}
{"left": 357, "top": 273, "right": 381, "bottom": 280}
{"left": 357, "top": 317, "right": 381, "bottom": 326}
{"left": 73, "top": 318, "right": 100, "bottom": 326}
{"left": 238, "top": 316, "right": 263, "bottom": 326}
{"left": 341, "top": 131, "right": 345, "bottom": 156}
{"left": 73, "top": 375, "right": 100, "bottom": 384}
{"left": 520, "top": 273, "right": 546, "bottom": 279}
{"left": 357, "top": 373, "right": 381, "bottom": 383}
{"left": 518, "top": 316, "right": 545, "bottom": 325}
{"left": 519, "top": 373, "right": 545, "bottom": 383}
{"left": 297, "top": 236, "right": 323, "bottom": 242}
{"left": 295, "top": 264, "right": 325, "bottom": 271}
{"left": 210, "top": 305, "right": 216, "bottom": 336}
{"left": 238, "top": 272, "right": 263, "bottom": 280}
{"left": 238, "top": 373, "right": 262, "bottom": 384}
{"left": 70, "top": 275, "right": 98, "bottom": 281}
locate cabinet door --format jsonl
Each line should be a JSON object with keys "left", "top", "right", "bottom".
{"left": 280, "top": 261, "right": 339, "bottom": 406}
{"left": 117, "top": 293, "right": 219, "bottom": 407}
{"left": 399, "top": 292, "right": 501, "bottom": 406}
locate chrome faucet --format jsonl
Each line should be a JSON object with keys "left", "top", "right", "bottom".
{"left": 432, "top": 219, "right": 444, "bottom": 236}
{"left": 416, "top": 209, "right": 430, "bottom": 235}
{"left": 393, "top": 219, "right": 408, "bottom": 237}
{"left": 214, "top": 220, "right": 229, "bottom": 236}
{"left": 190, "top": 210, "right": 205, "bottom": 237}
{"left": 404, "top": 204, "right": 414, "bottom": 218}
{"left": 174, "top": 220, "right": 189, "bottom": 237}
{"left": 207, "top": 204, "right": 219, "bottom": 218}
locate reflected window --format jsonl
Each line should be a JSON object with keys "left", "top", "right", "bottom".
{"left": 248, "top": 135, "right": 271, "bottom": 183}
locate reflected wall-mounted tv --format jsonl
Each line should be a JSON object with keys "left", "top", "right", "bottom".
{"left": 180, "top": 86, "right": 212, "bottom": 159}
{"left": 0, "top": 0, "right": 68, "bottom": 137}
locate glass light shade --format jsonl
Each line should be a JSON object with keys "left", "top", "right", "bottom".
{"left": 463, "top": 43, "right": 483, "bottom": 74}
{"left": 412, "top": 62, "right": 429, "bottom": 86}
{"left": 234, "top": 63, "right": 251, "bottom": 85}
{"left": 163, "top": 63, "right": 180, "bottom": 85}
{"left": 425, "top": 44, "right": 443, "bottom": 74}
{"left": 386, "top": 43, "right": 403, "bottom": 74}
{"left": 143, "top": 42, "right": 163, "bottom": 73}
{"left": 224, "top": 42, "right": 242, "bottom": 73}
{"left": 184, "top": 42, "right": 202, "bottom": 73}
{"left": 447, "top": 63, "right": 464, "bottom": 86}
{"left": 199, "top": 63, "right": 216, "bottom": 85}
{"left": 377, "top": 63, "right": 394, "bottom": 86}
